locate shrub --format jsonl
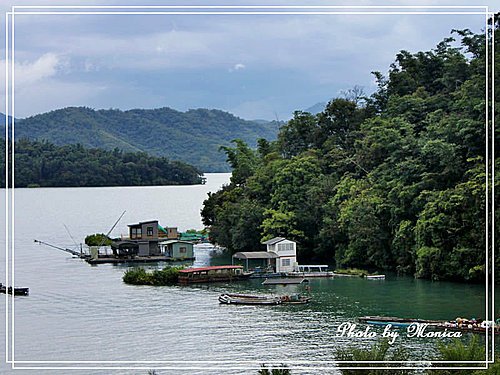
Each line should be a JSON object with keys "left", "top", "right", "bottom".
{"left": 123, "top": 266, "right": 182, "bottom": 285}
{"left": 335, "top": 338, "right": 413, "bottom": 375}
{"left": 427, "top": 335, "right": 485, "bottom": 375}
{"left": 85, "top": 233, "right": 112, "bottom": 246}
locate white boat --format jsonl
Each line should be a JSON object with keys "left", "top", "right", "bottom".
{"left": 366, "top": 274, "right": 386, "bottom": 280}
{"left": 287, "top": 265, "right": 334, "bottom": 278}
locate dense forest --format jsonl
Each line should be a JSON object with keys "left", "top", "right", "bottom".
{"left": 1, "top": 139, "right": 204, "bottom": 187}
{"left": 202, "top": 20, "right": 500, "bottom": 282}
{"left": 3, "top": 107, "right": 281, "bottom": 172}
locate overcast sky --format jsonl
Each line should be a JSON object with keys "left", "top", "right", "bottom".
{"left": 0, "top": 0, "right": 497, "bottom": 120}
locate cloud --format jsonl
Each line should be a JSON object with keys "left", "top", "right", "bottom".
{"left": 4, "top": 53, "right": 63, "bottom": 87}
{"left": 229, "top": 63, "right": 246, "bottom": 72}
{"left": 0, "top": 4, "right": 490, "bottom": 118}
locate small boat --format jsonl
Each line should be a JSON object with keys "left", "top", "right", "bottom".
{"left": 0, "top": 283, "right": 29, "bottom": 296}
{"left": 262, "top": 278, "right": 308, "bottom": 285}
{"left": 279, "top": 294, "right": 311, "bottom": 305}
{"left": 366, "top": 275, "right": 386, "bottom": 280}
{"left": 358, "top": 316, "right": 442, "bottom": 325}
{"left": 358, "top": 315, "right": 500, "bottom": 335}
{"left": 219, "top": 293, "right": 281, "bottom": 305}
{"left": 219, "top": 293, "right": 311, "bottom": 305}
{"left": 287, "top": 265, "right": 334, "bottom": 278}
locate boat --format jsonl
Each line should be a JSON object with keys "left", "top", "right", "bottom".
{"left": 262, "top": 278, "right": 308, "bottom": 285}
{"left": 366, "top": 275, "right": 386, "bottom": 280}
{"left": 358, "top": 316, "right": 442, "bottom": 325}
{"left": 287, "top": 265, "right": 334, "bottom": 278}
{"left": 178, "top": 265, "right": 252, "bottom": 284}
{"left": 219, "top": 293, "right": 281, "bottom": 305}
{"left": 0, "top": 283, "right": 29, "bottom": 296}
{"left": 358, "top": 316, "right": 500, "bottom": 335}
{"left": 218, "top": 293, "right": 311, "bottom": 305}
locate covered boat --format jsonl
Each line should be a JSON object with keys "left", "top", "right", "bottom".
{"left": 178, "top": 265, "right": 251, "bottom": 284}
{"left": 287, "top": 265, "right": 334, "bottom": 278}
{"left": 218, "top": 293, "right": 311, "bottom": 305}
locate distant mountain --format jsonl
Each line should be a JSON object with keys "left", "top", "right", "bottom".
{"left": 0, "top": 113, "right": 15, "bottom": 126}
{"left": 5, "top": 107, "right": 282, "bottom": 172}
{"left": 303, "top": 102, "right": 327, "bottom": 114}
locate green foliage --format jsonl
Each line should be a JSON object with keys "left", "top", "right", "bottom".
{"left": 427, "top": 335, "right": 485, "bottom": 375}
{"left": 200, "top": 21, "right": 500, "bottom": 282}
{"left": 335, "top": 338, "right": 412, "bottom": 375}
{"left": 6, "top": 107, "right": 281, "bottom": 172}
{"left": 1, "top": 139, "right": 203, "bottom": 187}
{"left": 85, "top": 233, "right": 112, "bottom": 247}
{"left": 122, "top": 267, "right": 182, "bottom": 286}
{"left": 333, "top": 268, "right": 368, "bottom": 276}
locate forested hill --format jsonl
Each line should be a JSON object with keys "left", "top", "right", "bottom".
{"left": 1, "top": 139, "right": 204, "bottom": 187}
{"left": 5, "top": 107, "right": 281, "bottom": 172}
{"left": 202, "top": 21, "right": 500, "bottom": 283}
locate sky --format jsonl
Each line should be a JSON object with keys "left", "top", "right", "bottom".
{"left": 0, "top": 0, "right": 497, "bottom": 121}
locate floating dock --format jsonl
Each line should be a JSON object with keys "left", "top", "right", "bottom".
{"left": 87, "top": 256, "right": 195, "bottom": 265}
{"left": 262, "top": 278, "right": 308, "bottom": 285}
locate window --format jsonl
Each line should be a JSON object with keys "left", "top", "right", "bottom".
{"left": 147, "top": 226, "right": 153, "bottom": 236}
{"left": 278, "top": 243, "right": 294, "bottom": 252}
{"left": 179, "top": 247, "right": 187, "bottom": 254}
{"left": 136, "top": 228, "right": 142, "bottom": 238}
{"left": 282, "top": 259, "right": 291, "bottom": 267}
{"left": 131, "top": 228, "right": 136, "bottom": 238}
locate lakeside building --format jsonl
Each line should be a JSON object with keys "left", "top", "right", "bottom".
{"left": 112, "top": 220, "right": 183, "bottom": 257}
{"left": 159, "top": 240, "right": 194, "bottom": 259}
{"left": 232, "top": 237, "right": 298, "bottom": 273}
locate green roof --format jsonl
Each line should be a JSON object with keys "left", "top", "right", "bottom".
{"left": 158, "top": 224, "right": 169, "bottom": 234}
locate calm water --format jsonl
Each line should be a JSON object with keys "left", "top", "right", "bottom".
{"left": 0, "top": 173, "right": 495, "bottom": 374}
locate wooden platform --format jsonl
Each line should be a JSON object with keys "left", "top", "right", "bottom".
{"left": 86, "top": 256, "right": 195, "bottom": 265}
{"left": 262, "top": 278, "right": 308, "bottom": 285}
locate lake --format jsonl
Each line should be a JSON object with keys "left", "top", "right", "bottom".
{"left": 0, "top": 173, "right": 495, "bottom": 374}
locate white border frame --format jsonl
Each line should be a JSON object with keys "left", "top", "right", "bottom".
{"left": 3, "top": 4, "right": 495, "bottom": 372}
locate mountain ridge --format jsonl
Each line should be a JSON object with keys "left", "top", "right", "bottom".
{"left": 4, "top": 106, "right": 282, "bottom": 172}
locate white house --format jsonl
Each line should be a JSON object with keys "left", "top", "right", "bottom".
{"left": 262, "top": 237, "right": 297, "bottom": 273}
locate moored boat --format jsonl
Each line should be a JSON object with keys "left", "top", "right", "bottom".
{"left": 262, "top": 278, "right": 308, "bottom": 285}
{"left": 219, "top": 293, "right": 311, "bottom": 305}
{"left": 287, "top": 265, "right": 334, "bottom": 278}
{"left": 366, "top": 275, "right": 386, "bottom": 280}
{"left": 0, "top": 283, "right": 29, "bottom": 296}
{"left": 219, "top": 294, "right": 281, "bottom": 305}
{"left": 178, "top": 265, "right": 252, "bottom": 284}
{"left": 358, "top": 315, "right": 500, "bottom": 335}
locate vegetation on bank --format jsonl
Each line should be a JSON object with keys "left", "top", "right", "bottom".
{"left": 1, "top": 139, "right": 204, "bottom": 187}
{"left": 122, "top": 267, "right": 182, "bottom": 286}
{"left": 202, "top": 18, "right": 500, "bottom": 282}
{"left": 334, "top": 268, "right": 370, "bottom": 277}
{"left": 5, "top": 107, "right": 281, "bottom": 172}
{"left": 249, "top": 336, "right": 495, "bottom": 375}
{"left": 335, "top": 338, "right": 411, "bottom": 375}
{"left": 333, "top": 336, "right": 495, "bottom": 375}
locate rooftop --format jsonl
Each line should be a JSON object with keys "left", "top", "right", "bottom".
{"left": 233, "top": 251, "right": 279, "bottom": 259}
{"left": 262, "top": 237, "right": 286, "bottom": 245}
{"left": 128, "top": 220, "right": 159, "bottom": 227}
{"left": 179, "top": 265, "right": 243, "bottom": 273}
{"left": 158, "top": 240, "right": 193, "bottom": 245}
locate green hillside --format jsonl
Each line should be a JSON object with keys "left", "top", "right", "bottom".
{"left": 1, "top": 139, "right": 203, "bottom": 187}
{"left": 201, "top": 23, "right": 500, "bottom": 283}
{"left": 7, "top": 107, "right": 281, "bottom": 172}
